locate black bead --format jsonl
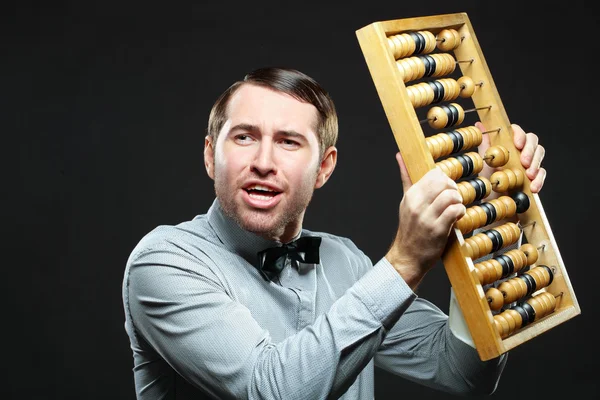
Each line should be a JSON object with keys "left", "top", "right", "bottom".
{"left": 485, "top": 230, "right": 500, "bottom": 253}
{"left": 428, "top": 81, "right": 444, "bottom": 104}
{"left": 409, "top": 31, "right": 425, "bottom": 54}
{"left": 465, "top": 178, "right": 481, "bottom": 200}
{"left": 496, "top": 255, "right": 510, "bottom": 278}
{"left": 499, "top": 254, "right": 514, "bottom": 275}
{"left": 511, "top": 191, "right": 531, "bottom": 213}
{"left": 474, "top": 178, "right": 487, "bottom": 201}
{"left": 521, "top": 302, "right": 536, "bottom": 323}
{"left": 440, "top": 105, "right": 452, "bottom": 127}
{"left": 447, "top": 130, "right": 460, "bottom": 153}
{"left": 463, "top": 153, "right": 474, "bottom": 177}
{"left": 447, "top": 104, "right": 459, "bottom": 127}
{"left": 480, "top": 202, "right": 497, "bottom": 225}
{"left": 489, "top": 229, "right": 504, "bottom": 252}
{"left": 454, "top": 130, "right": 464, "bottom": 151}
{"left": 521, "top": 272, "right": 536, "bottom": 296}
{"left": 457, "top": 154, "right": 474, "bottom": 178}
{"left": 421, "top": 55, "right": 435, "bottom": 77}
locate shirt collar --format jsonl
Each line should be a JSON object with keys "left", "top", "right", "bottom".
{"left": 206, "top": 198, "right": 301, "bottom": 266}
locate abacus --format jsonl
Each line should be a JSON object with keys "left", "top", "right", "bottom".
{"left": 356, "top": 12, "right": 580, "bottom": 361}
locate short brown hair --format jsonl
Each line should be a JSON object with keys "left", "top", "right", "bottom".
{"left": 207, "top": 67, "right": 338, "bottom": 156}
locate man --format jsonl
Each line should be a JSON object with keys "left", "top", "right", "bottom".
{"left": 122, "top": 67, "right": 546, "bottom": 399}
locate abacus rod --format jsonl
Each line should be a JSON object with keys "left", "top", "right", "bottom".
{"left": 419, "top": 105, "right": 493, "bottom": 124}
{"left": 481, "top": 128, "right": 501, "bottom": 134}
{"left": 465, "top": 105, "right": 492, "bottom": 113}
{"left": 518, "top": 220, "right": 537, "bottom": 229}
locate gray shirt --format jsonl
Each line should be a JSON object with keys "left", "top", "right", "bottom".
{"left": 122, "top": 199, "right": 507, "bottom": 399}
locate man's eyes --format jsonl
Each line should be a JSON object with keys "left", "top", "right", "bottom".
{"left": 232, "top": 135, "right": 301, "bottom": 148}
{"left": 281, "top": 139, "right": 300, "bottom": 147}
{"left": 234, "top": 134, "right": 253, "bottom": 143}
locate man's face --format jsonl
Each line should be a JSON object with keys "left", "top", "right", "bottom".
{"left": 204, "top": 84, "right": 336, "bottom": 242}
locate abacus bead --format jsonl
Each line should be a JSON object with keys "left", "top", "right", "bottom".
{"left": 475, "top": 267, "right": 484, "bottom": 285}
{"left": 519, "top": 243, "right": 537, "bottom": 265}
{"left": 504, "top": 168, "right": 517, "bottom": 188}
{"left": 503, "top": 310, "right": 517, "bottom": 333}
{"left": 422, "top": 30, "right": 437, "bottom": 53}
{"left": 484, "top": 146, "right": 508, "bottom": 167}
{"left": 427, "top": 106, "right": 448, "bottom": 129}
{"left": 481, "top": 177, "right": 492, "bottom": 198}
{"left": 491, "top": 170, "right": 509, "bottom": 192}
{"left": 456, "top": 213, "right": 474, "bottom": 234}
{"left": 472, "top": 234, "right": 490, "bottom": 256}
{"left": 496, "top": 314, "right": 510, "bottom": 337}
{"left": 451, "top": 103, "right": 465, "bottom": 125}
{"left": 463, "top": 240, "right": 476, "bottom": 259}
{"left": 513, "top": 168, "right": 525, "bottom": 186}
{"left": 494, "top": 318, "right": 504, "bottom": 336}
{"left": 450, "top": 29, "right": 462, "bottom": 48}
{"left": 539, "top": 265, "right": 554, "bottom": 285}
{"left": 476, "top": 262, "right": 491, "bottom": 285}
{"left": 500, "top": 196, "right": 517, "bottom": 217}
{"left": 511, "top": 191, "right": 531, "bottom": 213}
{"left": 457, "top": 76, "right": 476, "bottom": 98}
{"left": 437, "top": 29, "right": 457, "bottom": 51}
{"left": 491, "top": 260, "right": 504, "bottom": 282}
{"left": 466, "top": 238, "right": 481, "bottom": 259}
{"left": 487, "top": 287, "right": 504, "bottom": 310}
{"left": 506, "top": 309, "right": 523, "bottom": 329}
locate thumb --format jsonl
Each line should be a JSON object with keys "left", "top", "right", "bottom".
{"left": 395, "top": 151, "right": 413, "bottom": 194}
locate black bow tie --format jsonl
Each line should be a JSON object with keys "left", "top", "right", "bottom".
{"left": 256, "top": 236, "right": 322, "bottom": 281}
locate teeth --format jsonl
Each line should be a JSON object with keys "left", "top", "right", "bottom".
{"left": 249, "top": 193, "right": 274, "bottom": 201}
{"left": 247, "top": 184, "right": 275, "bottom": 192}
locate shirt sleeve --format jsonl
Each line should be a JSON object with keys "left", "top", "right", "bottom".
{"left": 374, "top": 260, "right": 508, "bottom": 396}
{"left": 125, "top": 242, "right": 416, "bottom": 400}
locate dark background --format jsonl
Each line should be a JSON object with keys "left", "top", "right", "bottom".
{"left": 6, "top": 1, "right": 598, "bottom": 399}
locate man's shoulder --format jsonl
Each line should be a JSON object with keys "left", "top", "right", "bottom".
{"left": 127, "top": 214, "right": 214, "bottom": 261}
{"left": 304, "top": 229, "right": 365, "bottom": 256}
{"left": 303, "top": 229, "right": 374, "bottom": 279}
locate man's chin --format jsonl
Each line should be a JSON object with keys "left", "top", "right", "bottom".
{"left": 227, "top": 208, "right": 282, "bottom": 237}
{"left": 219, "top": 196, "right": 305, "bottom": 241}
{"left": 239, "top": 215, "right": 282, "bottom": 237}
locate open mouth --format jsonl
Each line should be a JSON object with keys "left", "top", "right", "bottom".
{"left": 244, "top": 184, "right": 282, "bottom": 201}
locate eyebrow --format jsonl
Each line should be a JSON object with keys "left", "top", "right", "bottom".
{"left": 229, "top": 123, "right": 258, "bottom": 133}
{"left": 229, "top": 123, "right": 307, "bottom": 140}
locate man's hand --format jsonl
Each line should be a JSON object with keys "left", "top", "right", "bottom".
{"left": 385, "top": 152, "right": 466, "bottom": 289}
{"left": 476, "top": 122, "right": 547, "bottom": 193}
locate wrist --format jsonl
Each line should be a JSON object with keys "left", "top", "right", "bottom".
{"left": 384, "top": 249, "right": 425, "bottom": 289}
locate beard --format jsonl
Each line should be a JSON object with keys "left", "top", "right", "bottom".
{"left": 214, "top": 169, "right": 318, "bottom": 241}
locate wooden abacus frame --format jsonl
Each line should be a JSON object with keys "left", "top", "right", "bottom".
{"left": 356, "top": 12, "right": 580, "bottom": 361}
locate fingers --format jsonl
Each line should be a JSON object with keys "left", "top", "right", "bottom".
{"left": 526, "top": 143, "right": 545, "bottom": 178}
{"left": 403, "top": 168, "right": 464, "bottom": 234}
{"left": 430, "top": 188, "right": 466, "bottom": 234}
{"left": 511, "top": 124, "right": 527, "bottom": 151}
{"left": 512, "top": 124, "right": 546, "bottom": 192}
{"left": 518, "top": 128, "right": 539, "bottom": 169}
{"left": 396, "top": 152, "right": 413, "bottom": 194}
{"left": 529, "top": 167, "right": 546, "bottom": 193}
{"left": 408, "top": 167, "right": 457, "bottom": 202}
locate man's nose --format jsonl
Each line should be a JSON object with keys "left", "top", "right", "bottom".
{"left": 250, "top": 140, "right": 277, "bottom": 176}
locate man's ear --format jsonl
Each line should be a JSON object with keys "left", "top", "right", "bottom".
{"left": 315, "top": 146, "right": 338, "bottom": 189}
{"left": 204, "top": 135, "right": 215, "bottom": 180}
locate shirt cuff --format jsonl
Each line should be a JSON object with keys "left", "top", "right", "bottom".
{"left": 353, "top": 257, "right": 417, "bottom": 330}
